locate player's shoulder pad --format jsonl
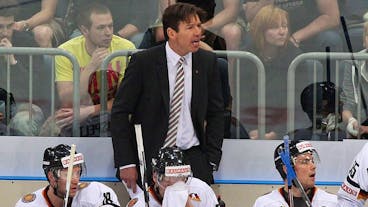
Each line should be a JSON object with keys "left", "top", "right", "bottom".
{"left": 21, "top": 193, "right": 36, "bottom": 203}
{"left": 126, "top": 198, "right": 139, "bottom": 207}
{"left": 78, "top": 182, "right": 90, "bottom": 190}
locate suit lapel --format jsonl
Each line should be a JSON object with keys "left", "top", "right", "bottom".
{"left": 155, "top": 45, "right": 170, "bottom": 115}
{"left": 191, "top": 51, "right": 201, "bottom": 116}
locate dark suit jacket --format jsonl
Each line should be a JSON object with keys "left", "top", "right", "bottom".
{"left": 111, "top": 44, "right": 224, "bottom": 182}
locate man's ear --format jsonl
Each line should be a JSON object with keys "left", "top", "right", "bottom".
{"left": 152, "top": 172, "right": 158, "bottom": 183}
{"left": 79, "top": 25, "right": 89, "bottom": 36}
{"left": 167, "top": 27, "right": 176, "bottom": 40}
{"left": 48, "top": 171, "right": 56, "bottom": 185}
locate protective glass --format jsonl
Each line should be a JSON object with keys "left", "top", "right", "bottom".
{"left": 57, "top": 166, "right": 82, "bottom": 180}
{"left": 293, "top": 151, "right": 320, "bottom": 166}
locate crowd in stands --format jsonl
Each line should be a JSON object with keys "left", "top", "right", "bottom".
{"left": 6, "top": 1, "right": 368, "bottom": 206}
{"left": 0, "top": 0, "right": 368, "bottom": 140}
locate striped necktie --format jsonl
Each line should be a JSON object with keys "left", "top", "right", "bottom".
{"left": 164, "top": 57, "right": 185, "bottom": 147}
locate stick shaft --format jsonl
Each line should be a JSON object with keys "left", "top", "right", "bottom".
{"left": 64, "top": 144, "right": 76, "bottom": 207}
{"left": 134, "top": 124, "right": 150, "bottom": 206}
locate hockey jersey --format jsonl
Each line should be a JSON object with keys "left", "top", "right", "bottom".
{"left": 337, "top": 142, "right": 368, "bottom": 206}
{"left": 125, "top": 177, "right": 218, "bottom": 207}
{"left": 15, "top": 182, "right": 120, "bottom": 207}
{"left": 253, "top": 187, "right": 337, "bottom": 207}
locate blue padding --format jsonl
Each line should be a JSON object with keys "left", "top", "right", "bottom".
{"left": 214, "top": 180, "right": 342, "bottom": 186}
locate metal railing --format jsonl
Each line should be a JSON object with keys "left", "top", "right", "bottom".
{"left": 100, "top": 50, "right": 266, "bottom": 139}
{"left": 287, "top": 52, "right": 368, "bottom": 139}
{"left": 0, "top": 47, "right": 80, "bottom": 136}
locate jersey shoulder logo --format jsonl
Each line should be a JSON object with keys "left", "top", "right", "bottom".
{"left": 79, "top": 182, "right": 90, "bottom": 189}
{"left": 127, "top": 198, "right": 138, "bottom": 207}
{"left": 21, "top": 193, "right": 36, "bottom": 203}
{"left": 189, "top": 193, "right": 201, "bottom": 201}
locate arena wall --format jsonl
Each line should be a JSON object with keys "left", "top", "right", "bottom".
{"left": 1, "top": 137, "right": 366, "bottom": 206}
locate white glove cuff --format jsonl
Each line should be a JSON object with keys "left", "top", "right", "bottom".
{"left": 348, "top": 117, "right": 357, "bottom": 124}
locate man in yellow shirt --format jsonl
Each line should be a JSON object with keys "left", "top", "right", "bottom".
{"left": 54, "top": 2, "right": 135, "bottom": 133}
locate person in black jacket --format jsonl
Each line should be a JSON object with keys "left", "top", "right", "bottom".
{"left": 111, "top": 3, "right": 224, "bottom": 192}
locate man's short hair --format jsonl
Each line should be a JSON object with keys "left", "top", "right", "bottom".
{"left": 76, "top": 2, "right": 111, "bottom": 29}
{"left": 0, "top": 0, "right": 19, "bottom": 17}
{"left": 162, "top": 3, "right": 205, "bottom": 40}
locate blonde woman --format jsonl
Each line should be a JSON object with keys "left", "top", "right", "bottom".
{"left": 242, "top": 5, "right": 316, "bottom": 139}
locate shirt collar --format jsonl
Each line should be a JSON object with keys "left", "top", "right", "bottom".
{"left": 165, "top": 42, "right": 191, "bottom": 67}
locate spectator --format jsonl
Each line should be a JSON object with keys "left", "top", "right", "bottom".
{"left": 339, "top": 0, "right": 368, "bottom": 52}
{"left": 291, "top": 81, "right": 345, "bottom": 141}
{"left": 0, "top": 87, "right": 16, "bottom": 127}
{"left": 341, "top": 22, "right": 368, "bottom": 138}
{"left": 64, "top": 0, "right": 157, "bottom": 47}
{"left": 54, "top": 2, "right": 135, "bottom": 136}
{"left": 12, "top": 0, "right": 66, "bottom": 47}
{"left": 15, "top": 144, "right": 120, "bottom": 206}
{"left": 337, "top": 142, "right": 368, "bottom": 206}
{"left": 111, "top": 2, "right": 224, "bottom": 193}
{"left": 243, "top": 0, "right": 342, "bottom": 53}
{"left": 0, "top": 0, "right": 46, "bottom": 129}
{"left": 241, "top": 5, "right": 318, "bottom": 139}
{"left": 253, "top": 140, "right": 338, "bottom": 206}
{"left": 126, "top": 147, "right": 219, "bottom": 207}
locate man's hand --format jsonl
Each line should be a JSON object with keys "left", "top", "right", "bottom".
{"left": 0, "top": 38, "right": 17, "bottom": 64}
{"left": 120, "top": 167, "right": 138, "bottom": 193}
{"left": 54, "top": 106, "right": 94, "bottom": 129}
{"left": 359, "top": 125, "right": 368, "bottom": 136}
{"left": 13, "top": 20, "right": 27, "bottom": 31}
{"left": 0, "top": 38, "right": 12, "bottom": 48}
{"left": 86, "top": 47, "right": 110, "bottom": 72}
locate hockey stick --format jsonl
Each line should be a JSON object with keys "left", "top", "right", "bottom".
{"left": 134, "top": 124, "right": 150, "bottom": 206}
{"left": 279, "top": 136, "right": 311, "bottom": 207}
{"left": 64, "top": 144, "right": 76, "bottom": 207}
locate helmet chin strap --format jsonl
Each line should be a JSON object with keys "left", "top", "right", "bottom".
{"left": 53, "top": 182, "right": 67, "bottom": 200}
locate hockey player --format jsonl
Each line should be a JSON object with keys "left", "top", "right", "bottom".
{"left": 337, "top": 142, "right": 368, "bottom": 206}
{"left": 125, "top": 147, "right": 219, "bottom": 207}
{"left": 15, "top": 144, "right": 120, "bottom": 207}
{"left": 253, "top": 140, "right": 337, "bottom": 207}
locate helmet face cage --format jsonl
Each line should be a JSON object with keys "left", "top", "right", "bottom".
{"left": 152, "top": 147, "right": 192, "bottom": 187}
{"left": 43, "top": 144, "right": 86, "bottom": 180}
{"left": 274, "top": 140, "right": 320, "bottom": 179}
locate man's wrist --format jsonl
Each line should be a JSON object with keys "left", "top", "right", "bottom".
{"left": 23, "top": 22, "right": 31, "bottom": 32}
{"left": 290, "top": 35, "right": 300, "bottom": 47}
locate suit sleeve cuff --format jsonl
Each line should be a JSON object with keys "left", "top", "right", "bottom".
{"left": 119, "top": 164, "right": 136, "bottom": 170}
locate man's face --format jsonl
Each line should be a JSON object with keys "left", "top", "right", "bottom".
{"left": 83, "top": 12, "right": 113, "bottom": 48}
{"left": 153, "top": 172, "right": 187, "bottom": 197}
{"left": 0, "top": 16, "right": 14, "bottom": 40}
{"left": 293, "top": 152, "right": 317, "bottom": 190}
{"left": 51, "top": 166, "right": 81, "bottom": 198}
{"left": 168, "top": 15, "right": 202, "bottom": 56}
